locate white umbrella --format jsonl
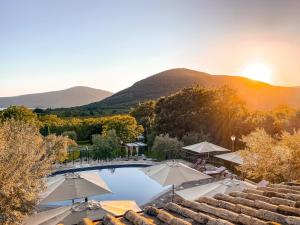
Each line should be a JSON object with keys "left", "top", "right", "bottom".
{"left": 214, "top": 151, "right": 243, "bottom": 165}
{"left": 140, "top": 161, "right": 211, "bottom": 201}
{"left": 23, "top": 206, "right": 72, "bottom": 225}
{"left": 40, "top": 172, "right": 112, "bottom": 204}
{"left": 176, "top": 178, "right": 256, "bottom": 201}
{"left": 24, "top": 200, "right": 141, "bottom": 225}
{"left": 183, "top": 141, "right": 230, "bottom": 154}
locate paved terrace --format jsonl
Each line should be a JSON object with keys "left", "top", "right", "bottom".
{"left": 78, "top": 182, "right": 300, "bottom": 225}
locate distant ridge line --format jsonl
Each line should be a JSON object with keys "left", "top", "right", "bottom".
{"left": 0, "top": 86, "right": 113, "bottom": 108}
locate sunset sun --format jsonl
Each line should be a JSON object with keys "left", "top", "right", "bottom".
{"left": 242, "top": 63, "right": 272, "bottom": 83}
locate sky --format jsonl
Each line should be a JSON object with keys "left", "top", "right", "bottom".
{"left": 0, "top": 0, "right": 300, "bottom": 96}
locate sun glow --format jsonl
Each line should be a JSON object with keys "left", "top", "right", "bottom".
{"left": 242, "top": 63, "right": 272, "bottom": 83}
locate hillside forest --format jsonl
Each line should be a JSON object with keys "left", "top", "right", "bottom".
{"left": 131, "top": 86, "right": 300, "bottom": 150}
{"left": 1, "top": 86, "right": 300, "bottom": 152}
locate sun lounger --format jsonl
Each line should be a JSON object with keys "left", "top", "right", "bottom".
{"left": 204, "top": 166, "right": 226, "bottom": 175}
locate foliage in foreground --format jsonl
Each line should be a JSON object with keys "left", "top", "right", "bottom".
{"left": 239, "top": 128, "right": 300, "bottom": 183}
{"left": 0, "top": 120, "right": 74, "bottom": 224}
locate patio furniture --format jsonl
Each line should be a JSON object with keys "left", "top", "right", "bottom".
{"left": 140, "top": 161, "right": 211, "bottom": 202}
{"left": 176, "top": 178, "right": 256, "bottom": 201}
{"left": 40, "top": 172, "right": 112, "bottom": 204}
{"left": 204, "top": 166, "right": 227, "bottom": 175}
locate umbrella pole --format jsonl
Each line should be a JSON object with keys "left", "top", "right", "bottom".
{"left": 172, "top": 184, "right": 175, "bottom": 202}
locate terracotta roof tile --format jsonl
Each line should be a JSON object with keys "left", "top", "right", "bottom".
{"left": 78, "top": 182, "right": 300, "bottom": 225}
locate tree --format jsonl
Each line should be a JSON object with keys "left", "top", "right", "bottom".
{"left": 210, "top": 87, "right": 250, "bottom": 148}
{"left": 92, "top": 130, "right": 121, "bottom": 160}
{"left": 43, "top": 134, "right": 77, "bottom": 163}
{"left": 38, "top": 114, "right": 144, "bottom": 143}
{"left": 154, "top": 87, "right": 215, "bottom": 139}
{"left": 102, "top": 115, "right": 144, "bottom": 143}
{"left": 153, "top": 87, "right": 252, "bottom": 149}
{"left": 130, "top": 100, "right": 156, "bottom": 136}
{"left": 105, "top": 129, "right": 121, "bottom": 152}
{"left": 0, "top": 120, "right": 48, "bottom": 223}
{"left": 181, "top": 131, "right": 210, "bottom": 146}
{"left": 0, "top": 120, "right": 76, "bottom": 224}
{"left": 0, "top": 106, "right": 38, "bottom": 124}
{"left": 39, "top": 114, "right": 64, "bottom": 127}
{"left": 279, "top": 130, "right": 300, "bottom": 181}
{"left": 33, "top": 108, "right": 45, "bottom": 114}
{"left": 239, "top": 128, "right": 300, "bottom": 183}
{"left": 151, "top": 134, "right": 183, "bottom": 160}
{"left": 92, "top": 134, "right": 102, "bottom": 145}
{"left": 93, "top": 135, "right": 111, "bottom": 160}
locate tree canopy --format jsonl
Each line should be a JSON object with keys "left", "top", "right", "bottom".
{"left": 0, "top": 120, "right": 74, "bottom": 224}
{"left": 0, "top": 106, "right": 38, "bottom": 124}
{"left": 92, "top": 129, "right": 123, "bottom": 160}
{"left": 131, "top": 86, "right": 300, "bottom": 150}
{"left": 150, "top": 134, "right": 183, "bottom": 160}
{"left": 130, "top": 100, "right": 156, "bottom": 136}
{"left": 101, "top": 115, "right": 143, "bottom": 143}
{"left": 152, "top": 87, "right": 250, "bottom": 148}
{"left": 239, "top": 128, "right": 300, "bottom": 183}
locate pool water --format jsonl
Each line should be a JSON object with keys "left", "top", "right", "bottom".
{"left": 46, "top": 167, "right": 170, "bottom": 206}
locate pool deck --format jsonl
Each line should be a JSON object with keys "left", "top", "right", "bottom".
{"left": 52, "top": 159, "right": 156, "bottom": 175}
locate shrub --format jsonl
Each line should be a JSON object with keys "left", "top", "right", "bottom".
{"left": 151, "top": 134, "right": 183, "bottom": 160}
{"left": 62, "top": 130, "right": 78, "bottom": 141}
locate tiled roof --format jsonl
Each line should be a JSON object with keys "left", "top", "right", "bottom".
{"left": 79, "top": 182, "right": 300, "bottom": 225}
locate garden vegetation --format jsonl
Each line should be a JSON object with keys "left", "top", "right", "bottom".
{"left": 0, "top": 119, "right": 75, "bottom": 224}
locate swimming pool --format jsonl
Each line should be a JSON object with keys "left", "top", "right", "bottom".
{"left": 45, "top": 167, "right": 170, "bottom": 206}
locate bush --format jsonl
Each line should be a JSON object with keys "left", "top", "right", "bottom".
{"left": 92, "top": 129, "right": 122, "bottom": 160}
{"left": 62, "top": 130, "right": 78, "bottom": 141}
{"left": 67, "top": 149, "right": 81, "bottom": 161}
{"left": 91, "top": 134, "right": 102, "bottom": 145}
{"left": 151, "top": 134, "right": 183, "bottom": 160}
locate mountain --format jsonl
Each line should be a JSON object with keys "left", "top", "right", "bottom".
{"left": 80, "top": 68, "right": 300, "bottom": 111}
{"left": 0, "top": 86, "right": 113, "bottom": 109}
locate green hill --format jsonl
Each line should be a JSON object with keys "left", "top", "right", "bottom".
{"left": 80, "top": 68, "right": 300, "bottom": 112}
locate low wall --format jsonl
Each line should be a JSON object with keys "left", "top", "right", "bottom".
{"left": 51, "top": 162, "right": 153, "bottom": 176}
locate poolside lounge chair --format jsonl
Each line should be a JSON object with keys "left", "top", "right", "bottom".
{"left": 204, "top": 166, "right": 226, "bottom": 175}
{"left": 192, "top": 158, "right": 206, "bottom": 171}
